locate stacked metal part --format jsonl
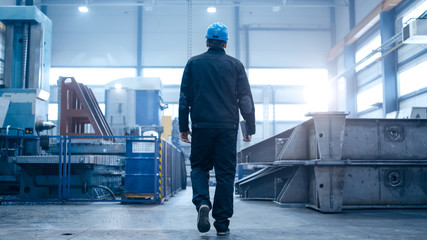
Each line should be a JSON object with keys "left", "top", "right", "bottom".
{"left": 235, "top": 112, "right": 427, "bottom": 212}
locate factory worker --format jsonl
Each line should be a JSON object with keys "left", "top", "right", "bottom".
{"left": 178, "top": 22, "right": 256, "bottom": 236}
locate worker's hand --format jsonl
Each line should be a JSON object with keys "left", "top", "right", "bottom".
{"left": 243, "top": 134, "right": 252, "bottom": 142}
{"left": 180, "top": 131, "right": 192, "bottom": 143}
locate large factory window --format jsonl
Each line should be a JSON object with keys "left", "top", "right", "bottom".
{"left": 49, "top": 67, "right": 136, "bottom": 85}
{"left": 355, "top": 34, "right": 381, "bottom": 72}
{"left": 253, "top": 104, "right": 275, "bottom": 121}
{"left": 402, "top": 1, "right": 427, "bottom": 26}
{"left": 357, "top": 82, "right": 383, "bottom": 112}
{"left": 398, "top": 60, "right": 427, "bottom": 97}
{"left": 249, "top": 68, "right": 328, "bottom": 121}
{"left": 143, "top": 68, "right": 184, "bottom": 85}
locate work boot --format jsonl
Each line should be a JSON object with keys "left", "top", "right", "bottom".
{"left": 197, "top": 205, "right": 210, "bottom": 233}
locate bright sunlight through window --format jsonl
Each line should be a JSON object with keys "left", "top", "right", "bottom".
{"left": 248, "top": 68, "right": 329, "bottom": 121}
{"left": 402, "top": 1, "right": 427, "bottom": 26}
{"left": 357, "top": 83, "right": 383, "bottom": 112}
{"left": 399, "top": 60, "right": 427, "bottom": 96}
{"left": 355, "top": 35, "right": 381, "bottom": 72}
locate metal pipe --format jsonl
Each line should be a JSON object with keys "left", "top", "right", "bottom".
{"left": 21, "top": 23, "right": 29, "bottom": 89}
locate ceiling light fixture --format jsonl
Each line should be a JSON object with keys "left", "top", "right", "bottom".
{"left": 78, "top": 6, "right": 89, "bottom": 13}
{"left": 207, "top": 7, "right": 216, "bottom": 13}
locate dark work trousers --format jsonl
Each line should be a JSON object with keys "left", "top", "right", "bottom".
{"left": 190, "top": 127, "right": 238, "bottom": 232}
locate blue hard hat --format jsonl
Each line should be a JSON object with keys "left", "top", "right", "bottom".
{"left": 205, "top": 22, "right": 229, "bottom": 41}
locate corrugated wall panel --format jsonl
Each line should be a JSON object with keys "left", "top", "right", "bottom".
{"left": 240, "top": 5, "right": 330, "bottom": 26}
{"left": 49, "top": 6, "right": 138, "bottom": 67}
{"left": 48, "top": 4, "right": 332, "bottom": 69}
{"left": 250, "top": 30, "right": 331, "bottom": 68}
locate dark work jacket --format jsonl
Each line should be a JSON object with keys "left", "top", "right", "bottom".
{"left": 179, "top": 47, "right": 256, "bottom": 135}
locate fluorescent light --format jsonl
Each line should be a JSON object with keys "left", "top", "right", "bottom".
{"left": 114, "top": 83, "right": 122, "bottom": 89}
{"left": 207, "top": 7, "right": 216, "bottom": 13}
{"left": 78, "top": 6, "right": 89, "bottom": 13}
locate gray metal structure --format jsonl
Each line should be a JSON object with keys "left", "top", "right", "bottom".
{"left": 235, "top": 112, "right": 427, "bottom": 212}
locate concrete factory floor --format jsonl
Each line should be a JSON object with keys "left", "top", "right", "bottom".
{"left": 1, "top": 188, "right": 427, "bottom": 240}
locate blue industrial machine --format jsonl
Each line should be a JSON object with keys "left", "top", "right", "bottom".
{"left": 0, "top": 6, "right": 55, "bottom": 197}
{"left": 0, "top": 6, "right": 54, "bottom": 135}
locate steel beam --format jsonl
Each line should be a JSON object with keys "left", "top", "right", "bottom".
{"left": 236, "top": 112, "right": 427, "bottom": 212}
{"left": 381, "top": 10, "right": 398, "bottom": 117}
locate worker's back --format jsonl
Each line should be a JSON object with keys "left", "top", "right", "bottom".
{"left": 182, "top": 46, "right": 246, "bottom": 130}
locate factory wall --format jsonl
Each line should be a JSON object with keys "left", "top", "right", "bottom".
{"left": 140, "top": 4, "right": 235, "bottom": 67}
{"left": 48, "top": 6, "right": 138, "bottom": 67}
{"left": 239, "top": 6, "right": 331, "bottom": 68}
{"left": 335, "top": 5, "right": 350, "bottom": 43}
{"left": 330, "top": 0, "right": 427, "bottom": 119}
{"left": 395, "top": 0, "right": 427, "bottom": 115}
{"left": 46, "top": 4, "right": 332, "bottom": 68}
{"left": 41, "top": 3, "right": 335, "bottom": 143}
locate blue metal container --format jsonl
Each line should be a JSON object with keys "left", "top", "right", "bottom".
{"left": 124, "top": 138, "right": 160, "bottom": 200}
